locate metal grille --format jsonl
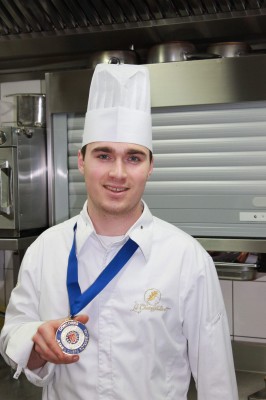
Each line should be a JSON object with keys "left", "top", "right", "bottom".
{"left": 0, "top": 0, "right": 265, "bottom": 37}
{"left": 67, "top": 101, "right": 266, "bottom": 238}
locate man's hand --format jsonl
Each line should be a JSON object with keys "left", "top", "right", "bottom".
{"left": 27, "top": 314, "right": 89, "bottom": 370}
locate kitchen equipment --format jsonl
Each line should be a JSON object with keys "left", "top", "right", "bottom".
{"left": 147, "top": 41, "right": 220, "bottom": 63}
{"left": 207, "top": 41, "right": 251, "bottom": 57}
{"left": 209, "top": 251, "right": 259, "bottom": 280}
{"left": 7, "top": 94, "right": 46, "bottom": 127}
{"left": 214, "top": 262, "right": 257, "bottom": 281}
{"left": 0, "top": 126, "right": 48, "bottom": 237}
{"left": 88, "top": 49, "right": 138, "bottom": 68}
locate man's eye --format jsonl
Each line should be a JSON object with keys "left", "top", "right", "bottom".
{"left": 98, "top": 154, "right": 109, "bottom": 160}
{"left": 129, "top": 156, "right": 140, "bottom": 163}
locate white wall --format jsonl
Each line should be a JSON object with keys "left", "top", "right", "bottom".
{"left": 220, "top": 273, "right": 266, "bottom": 343}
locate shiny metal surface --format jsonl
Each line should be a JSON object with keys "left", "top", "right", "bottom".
{"left": 214, "top": 262, "right": 257, "bottom": 281}
{"left": 147, "top": 55, "right": 266, "bottom": 107}
{"left": 46, "top": 54, "right": 266, "bottom": 112}
{"left": 16, "top": 94, "right": 46, "bottom": 127}
{"left": 45, "top": 69, "right": 93, "bottom": 114}
{"left": 0, "top": 161, "right": 12, "bottom": 215}
{"left": 0, "top": 127, "right": 48, "bottom": 236}
{"left": 207, "top": 41, "right": 251, "bottom": 58}
{"left": 147, "top": 41, "right": 197, "bottom": 63}
{"left": 195, "top": 237, "right": 266, "bottom": 253}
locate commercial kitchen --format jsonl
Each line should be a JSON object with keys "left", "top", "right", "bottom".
{"left": 0, "top": 1, "right": 266, "bottom": 399}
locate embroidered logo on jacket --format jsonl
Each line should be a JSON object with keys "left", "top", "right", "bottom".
{"left": 131, "top": 288, "right": 170, "bottom": 314}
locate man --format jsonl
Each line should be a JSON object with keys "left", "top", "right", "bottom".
{"left": 0, "top": 63, "right": 238, "bottom": 399}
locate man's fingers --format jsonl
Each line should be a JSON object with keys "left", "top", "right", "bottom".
{"left": 32, "top": 320, "right": 75, "bottom": 364}
{"left": 73, "top": 314, "right": 89, "bottom": 325}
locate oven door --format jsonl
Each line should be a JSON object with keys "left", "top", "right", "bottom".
{"left": 0, "top": 148, "right": 17, "bottom": 233}
{"left": 0, "top": 249, "right": 16, "bottom": 329}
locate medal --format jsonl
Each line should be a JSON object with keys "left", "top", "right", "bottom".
{"left": 56, "top": 319, "right": 89, "bottom": 355}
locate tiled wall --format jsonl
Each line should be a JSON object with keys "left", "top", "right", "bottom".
{"left": 220, "top": 273, "right": 266, "bottom": 343}
{"left": 0, "top": 80, "right": 45, "bottom": 124}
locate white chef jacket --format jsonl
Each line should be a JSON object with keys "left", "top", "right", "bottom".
{"left": 0, "top": 201, "right": 238, "bottom": 400}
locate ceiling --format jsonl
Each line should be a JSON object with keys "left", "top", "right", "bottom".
{"left": 0, "top": 0, "right": 266, "bottom": 77}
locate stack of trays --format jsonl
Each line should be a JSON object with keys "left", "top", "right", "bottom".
{"left": 209, "top": 252, "right": 258, "bottom": 280}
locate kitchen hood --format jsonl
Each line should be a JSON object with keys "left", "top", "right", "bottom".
{"left": 0, "top": 0, "right": 266, "bottom": 74}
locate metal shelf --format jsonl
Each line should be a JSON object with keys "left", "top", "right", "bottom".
{"left": 195, "top": 237, "right": 266, "bottom": 253}
{"left": 0, "top": 236, "right": 38, "bottom": 251}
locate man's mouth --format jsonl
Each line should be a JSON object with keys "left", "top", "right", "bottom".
{"left": 104, "top": 185, "right": 128, "bottom": 193}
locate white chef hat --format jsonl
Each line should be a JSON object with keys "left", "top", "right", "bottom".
{"left": 82, "top": 63, "right": 152, "bottom": 151}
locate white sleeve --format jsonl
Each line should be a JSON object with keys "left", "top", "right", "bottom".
{"left": 0, "top": 238, "right": 55, "bottom": 386}
{"left": 182, "top": 245, "right": 239, "bottom": 400}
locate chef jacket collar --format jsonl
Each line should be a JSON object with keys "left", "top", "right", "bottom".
{"left": 75, "top": 200, "right": 153, "bottom": 262}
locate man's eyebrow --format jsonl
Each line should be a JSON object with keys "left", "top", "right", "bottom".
{"left": 127, "top": 149, "right": 147, "bottom": 157}
{"left": 91, "top": 146, "right": 113, "bottom": 153}
{"left": 91, "top": 146, "right": 147, "bottom": 157}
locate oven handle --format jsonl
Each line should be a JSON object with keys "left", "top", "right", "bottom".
{"left": 0, "top": 161, "right": 13, "bottom": 215}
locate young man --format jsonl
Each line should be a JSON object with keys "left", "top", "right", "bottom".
{"left": 0, "top": 64, "right": 238, "bottom": 399}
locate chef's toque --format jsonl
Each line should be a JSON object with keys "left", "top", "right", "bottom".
{"left": 82, "top": 63, "right": 152, "bottom": 151}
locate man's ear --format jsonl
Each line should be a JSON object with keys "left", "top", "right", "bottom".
{"left": 78, "top": 149, "right": 85, "bottom": 174}
{"left": 148, "top": 157, "right": 154, "bottom": 178}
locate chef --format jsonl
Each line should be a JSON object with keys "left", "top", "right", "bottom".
{"left": 0, "top": 63, "right": 238, "bottom": 400}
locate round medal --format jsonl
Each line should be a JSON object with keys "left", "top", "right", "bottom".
{"left": 55, "top": 320, "right": 89, "bottom": 355}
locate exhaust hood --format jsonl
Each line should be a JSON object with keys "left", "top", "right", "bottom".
{"left": 0, "top": 0, "right": 266, "bottom": 75}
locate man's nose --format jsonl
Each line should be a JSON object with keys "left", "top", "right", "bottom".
{"left": 108, "top": 159, "right": 127, "bottom": 179}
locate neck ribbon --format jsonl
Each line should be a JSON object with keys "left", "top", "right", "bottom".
{"left": 67, "top": 223, "right": 139, "bottom": 317}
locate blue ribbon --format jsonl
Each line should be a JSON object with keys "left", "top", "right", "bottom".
{"left": 67, "top": 223, "right": 139, "bottom": 316}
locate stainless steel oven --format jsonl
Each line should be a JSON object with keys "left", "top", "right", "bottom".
{"left": 0, "top": 126, "right": 48, "bottom": 237}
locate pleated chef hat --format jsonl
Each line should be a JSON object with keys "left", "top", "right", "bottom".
{"left": 82, "top": 63, "right": 152, "bottom": 151}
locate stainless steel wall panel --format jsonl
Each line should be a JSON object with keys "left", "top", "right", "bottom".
{"left": 148, "top": 56, "right": 266, "bottom": 107}
{"left": 52, "top": 114, "right": 69, "bottom": 225}
{"left": 46, "top": 56, "right": 266, "bottom": 112}
{"left": 0, "top": 127, "right": 47, "bottom": 235}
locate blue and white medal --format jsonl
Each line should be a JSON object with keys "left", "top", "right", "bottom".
{"left": 56, "top": 319, "right": 89, "bottom": 355}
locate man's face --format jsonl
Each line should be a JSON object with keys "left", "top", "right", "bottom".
{"left": 78, "top": 141, "right": 153, "bottom": 221}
